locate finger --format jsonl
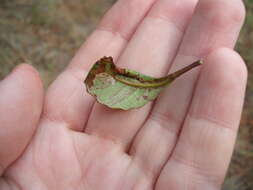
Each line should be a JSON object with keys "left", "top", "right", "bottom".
{"left": 43, "top": 0, "right": 157, "bottom": 131}
{"left": 127, "top": 0, "right": 245, "bottom": 183}
{"left": 86, "top": 0, "right": 198, "bottom": 149}
{"left": 151, "top": 0, "right": 246, "bottom": 134}
{"left": 156, "top": 48, "right": 247, "bottom": 189}
{"left": 0, "top": 64, "right": 43, "bottom": 176}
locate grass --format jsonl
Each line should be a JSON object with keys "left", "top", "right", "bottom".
{"left": 0, "top": 0, "right": 252, "bottom": 189}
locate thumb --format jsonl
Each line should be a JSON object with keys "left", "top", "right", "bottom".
{"left": 0, "top": 64, "right": 44, "bottom": 175}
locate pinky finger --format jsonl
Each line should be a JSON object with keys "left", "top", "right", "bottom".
{"left": 156, "top": 48, "right": 247, "bottom": 190}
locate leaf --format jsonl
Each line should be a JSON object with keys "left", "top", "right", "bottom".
{"left": 84, "top": 57, "right": 201, "bottom": 110}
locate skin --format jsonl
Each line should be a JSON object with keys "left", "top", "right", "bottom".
{"left": 0, "top": 0, "right": 247, "bottom": 189}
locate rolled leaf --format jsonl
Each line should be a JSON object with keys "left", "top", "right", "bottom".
{"left": 85, "top": 57, "right": 201, "bottom": 110}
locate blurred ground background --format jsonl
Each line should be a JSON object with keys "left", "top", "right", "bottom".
{"left": 0, "top": 0, "right": 252, "bottom": 189}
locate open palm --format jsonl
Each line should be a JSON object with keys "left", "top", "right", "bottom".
{"left": 0, "top": 0, "right": 247, "bottom": 189}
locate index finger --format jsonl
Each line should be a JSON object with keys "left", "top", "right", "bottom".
{"left": 43, "top": 0, "right": 157, "bottom": 131}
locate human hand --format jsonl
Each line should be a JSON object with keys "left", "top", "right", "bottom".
{"left": 0, "top": 0, "right": 247, "bottom": 189}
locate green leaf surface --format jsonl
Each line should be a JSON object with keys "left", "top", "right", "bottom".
{"left": 84, "top": 57, "right": 201, "bottom": 110}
